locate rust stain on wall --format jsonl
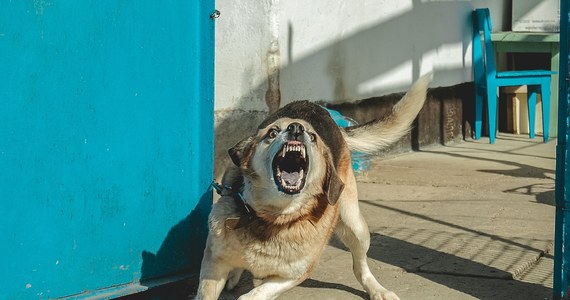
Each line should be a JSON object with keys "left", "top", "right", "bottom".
{"left": 265, "top": 0, "right": 281, "bottom": 113}
{"left": 266, "top": 44, "right": 281, "bottom": 113}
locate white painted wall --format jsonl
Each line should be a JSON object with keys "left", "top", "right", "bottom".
{"left": 215, "top": 0, "right": 511, "bottom": 111}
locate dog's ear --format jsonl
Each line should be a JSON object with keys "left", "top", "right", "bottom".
{"left": 228, "top": 136, "right": 254, "bottom": 167}
{"left": 324, "top": 166, "right": 344, "bottom": 205}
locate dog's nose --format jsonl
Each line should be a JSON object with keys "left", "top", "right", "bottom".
{"left": 287, "top": 122, "right": 304, "bottom": 138}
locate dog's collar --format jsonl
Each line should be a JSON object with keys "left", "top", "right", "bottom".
{"left": 211, "top": 181, "right": 257, "bottom": 230}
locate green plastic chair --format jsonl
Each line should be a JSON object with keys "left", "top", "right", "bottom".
{"left": 472, "top": 8, "right": 555, "bottom": 143}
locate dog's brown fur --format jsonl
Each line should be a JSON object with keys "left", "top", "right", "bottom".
{"left": 195, "top": 73, "right": 432, "bottom": 300}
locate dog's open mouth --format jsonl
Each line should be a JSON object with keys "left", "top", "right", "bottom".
{"left": 272, "top": 141, "right": 309, "bottom": 194}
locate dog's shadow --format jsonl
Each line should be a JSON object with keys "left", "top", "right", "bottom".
{"left": 197, "top": 270, "right": 368, "bottom": 300}
{"left": 299, "top": 278, "right": 369, "bottom": 299}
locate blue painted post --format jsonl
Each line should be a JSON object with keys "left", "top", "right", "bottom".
{"left": 0, "top": 1, "right": 215, "bottom": 298}
{"left": 554, "top": 1, "right": 570, "bottom": 298}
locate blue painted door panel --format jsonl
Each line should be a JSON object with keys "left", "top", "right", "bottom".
{"left": 554, "top": 1, "right": 570, "bottom": 299}
{"left": 0, "top": 1, "right": 214, "bottom": 298}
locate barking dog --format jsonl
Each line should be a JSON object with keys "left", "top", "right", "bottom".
{"left": 196, "top": 73, "right": 432, "bottom": 300}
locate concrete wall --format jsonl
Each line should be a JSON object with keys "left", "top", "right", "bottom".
{"left": 213, "top": 0, "right": 512, "bottom": 176}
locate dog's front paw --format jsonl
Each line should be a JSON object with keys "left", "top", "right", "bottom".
{"left": 370, "top": 290, "right": 400, "bottom": 300}
{"left": 225, "top": 268, "right": 244, "bottom": 290}
{"left": 237, "top": 293, "right": 258, "bottom": 300}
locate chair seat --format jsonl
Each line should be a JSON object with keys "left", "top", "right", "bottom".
{"left": 473, "top": 8, "right": 553, "bottom": 144}
{"left": 496, "top": 70, "right": 556, "bottom": 78}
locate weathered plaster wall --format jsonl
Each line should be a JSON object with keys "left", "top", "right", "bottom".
{"left": 213, "top": 0, "right": 511, "bottom": 176}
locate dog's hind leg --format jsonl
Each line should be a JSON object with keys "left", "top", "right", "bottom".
{"left": 335, "top": 180, "right": 400, "bottom": 300}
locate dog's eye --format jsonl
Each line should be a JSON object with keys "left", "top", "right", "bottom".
{"left": 267, "top": 128, "right": 278, "bottom": 139}
{"left": 309, "top": 133, "right": 316, "bottom": 142}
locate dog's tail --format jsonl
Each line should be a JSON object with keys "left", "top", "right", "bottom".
{"left": 343, "top": 72, "right": 432, "bottom": 154}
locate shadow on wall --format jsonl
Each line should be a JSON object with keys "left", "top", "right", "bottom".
{"left": 214, "top": 1, "right": 512, "bottom": 177}
{"left": 281, "top": 0, "right": 477, "bottom": 102}
{"left": 119, "top": 188, "right": 210, "bottom": 299}
{"left": 140, "top": 190, "right": 211, "bottom": 282}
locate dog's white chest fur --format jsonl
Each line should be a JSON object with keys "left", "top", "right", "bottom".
{"left": 207, "top": 196, "right": 337, "bottom": 279}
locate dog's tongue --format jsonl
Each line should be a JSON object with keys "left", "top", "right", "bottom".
{"left": 281, "top": 171, "right": 300, "bottom": 185}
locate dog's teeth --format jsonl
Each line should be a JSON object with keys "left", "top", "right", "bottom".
{"left": 295, "top": 177, "right": 302, "bottom": 188}
{"left": 299, "top": 169, "right": 304, "bottom": 178}
{"left": 282, "top": 143, "right": 307, "bottom": 156}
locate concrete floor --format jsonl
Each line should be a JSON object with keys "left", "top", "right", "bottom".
{"left": 188, "top": 133, "right": 556, "bottom": 300}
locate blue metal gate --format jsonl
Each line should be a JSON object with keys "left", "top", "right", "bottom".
{"left": 554, "top": 0, "right": 570, "bottom": 298}
{"left": 0, "top": 1, "right": 215, "bottom": 298}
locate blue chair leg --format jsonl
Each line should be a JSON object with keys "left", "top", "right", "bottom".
{"left": 541, "top": 81, "right": 550, "bottom": 142}
{"left": 475, "top": 90, "right": 483, "bottom": 140}
{"left": 527, "top": 85, "right": 538, "bottom": 140}
{"left": 486, "top": 86, "right": 497, "bottom": 144}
